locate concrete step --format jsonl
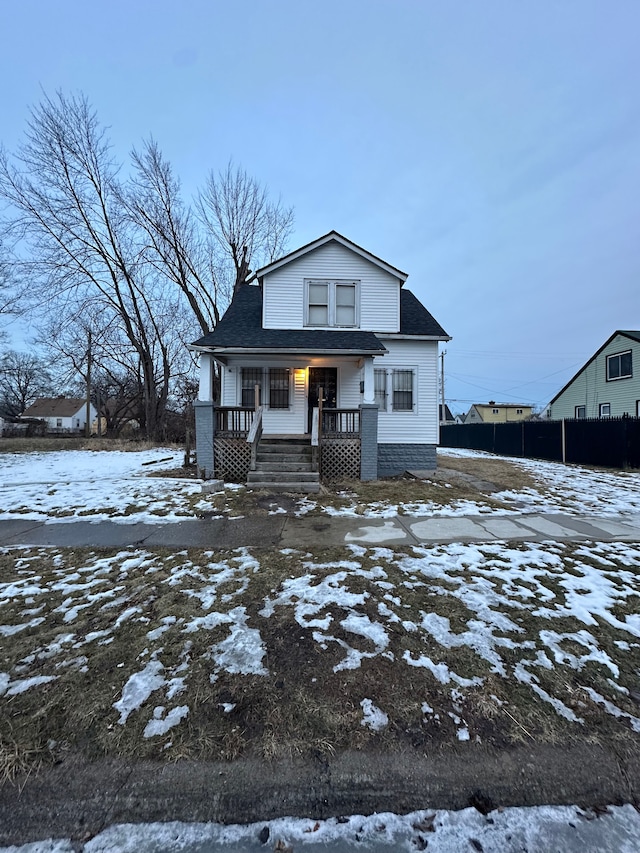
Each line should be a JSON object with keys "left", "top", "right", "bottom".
{"left": 248, "top": 471, "right": 319, "bottom": 484}
{"left": 256, "top": 453, "right": 312, "bottom": 464}
{"left": 258, "top": 444, "right": 312, "bottom": 454}
{"left": 246, "top": 480, "right": 321, "bottom": 494}
{"left": 254, "top": 461, "right": 314, "bottom": 473}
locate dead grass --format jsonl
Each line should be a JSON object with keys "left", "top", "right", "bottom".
{"left": 435, "top": 453, "right": 538, "bottom": 493}
{"left": 1, "top": 542, "right": 639, "bottom": 780}
{"left": 0, "top": 437, "right": 180, "bottom": 454}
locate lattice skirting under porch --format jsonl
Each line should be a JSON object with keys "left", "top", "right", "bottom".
{"left": 214, "top": 437, "right": 251, "bottom": 482}
{"left": 321, "top": 438, "right": 361, "bottom": 481}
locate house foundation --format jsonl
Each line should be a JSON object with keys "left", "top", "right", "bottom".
{"left": 378, "top": 443, "right": 437, "bottom": 477}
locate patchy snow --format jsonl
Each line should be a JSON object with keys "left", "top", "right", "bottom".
{"left": 6, "top": 803, "right": 640, "bottom": 852}
{"left": 0, "top": 449, "right": 202, "bottom": 524}
{"left": 3, "top": 536, "right": 640, "bottom": 746}
{"left": 439, "top": 448, "right": 640, "bottom": 517}
{"left": 360, "top": 698, "right": 388, "bottom": 730}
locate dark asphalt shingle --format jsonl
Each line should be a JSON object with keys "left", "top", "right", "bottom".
{"left": 193, "top": 285, "right": 449, "bottom": 351}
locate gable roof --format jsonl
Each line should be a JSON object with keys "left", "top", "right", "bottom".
{"left": 22, "top": 397, "right": 87, "bottom": 418}
{"left": 192, "top": 285, "right": 386, "bottom": 354}
{"left": 549, "top": 330, "right": 640, "bottom": 405}
{"left": 254, "top": 231, "right": 409, "bottom": 283}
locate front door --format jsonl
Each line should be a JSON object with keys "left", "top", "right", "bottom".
{"left": 308, "top": 367, "right": 337, "bottom": 432}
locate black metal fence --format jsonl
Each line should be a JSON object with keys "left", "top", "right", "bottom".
{"left": 440, "top": 417, "right": 640, "bottom": 469}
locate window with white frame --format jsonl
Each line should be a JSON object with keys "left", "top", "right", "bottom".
{"left": 372, "top": 368, "right": 416, "bottom": 412}
{"left": 241, "top": 367, "right": 291, "bottom": 409}
{"left": 575, "top": 405, "right": 586, "bottom": 419}
{"left": 305, "top": 280, "right": 358, "bottom": 327}
{"left": 599, "top": 402, "right": 611, "bottom": 417}
{"left": 392, "top": 369, "right": 414, "bottom": 411}
{"left": 606, "top": 350, "right": 632, "bottom": 381}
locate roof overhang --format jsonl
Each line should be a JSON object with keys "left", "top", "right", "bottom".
{"left": 378, "top": 333, "right": 453, "bottom": 342}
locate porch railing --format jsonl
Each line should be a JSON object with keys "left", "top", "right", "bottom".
{"left": 215, "top": 406, "right": 255, "bottom": 437}
{"left": 321, "top": 408, "right": 360, "bottom": 437}
{"left": 247, "top": 405, "right": 264, "bottom": 470}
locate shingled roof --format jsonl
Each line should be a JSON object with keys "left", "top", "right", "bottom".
{"left": 192, "top": 286, "right": 386, "bottom": 353}
{"left": 22, "top": 397, "right": 86, "bottom": 418}
{"left": 192, "top": 285, "right": 448, "bottom": 352}
{"left": 399, "top": 289, "right": 449, "bottom": 337}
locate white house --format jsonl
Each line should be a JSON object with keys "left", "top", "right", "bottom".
{"left": 548, "top": 330, "right": 640, "bottom": 419}
{"left": 21, "top": 397, "right": 96, "bottom": 432}
{"left": 192, "top": 231, "right": 450, "bottom": 488}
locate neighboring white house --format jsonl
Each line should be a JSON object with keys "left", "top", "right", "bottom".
{"left": 21, "top": 397, "right": 96, "bottom": 432}
{"left": 548, "top": 330, "right": 640, "bottom": 420}
{"left": 192, "top": 231, "right": 451, "bottom": 484}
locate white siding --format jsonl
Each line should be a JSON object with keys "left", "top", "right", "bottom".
{"left": 550, "top": 334, "right": 640, "bottom": 419}
{"left": 375, "top": 339, "right": 439, "bottom": 444}
{"left": 216, "top": 341, "right": 440, "bottom": 444}
{"left": 218, "top": 357, "right": 306, "bottom": 434}
{"left": 262, "top": 242, "right": 401, "bottom": 333}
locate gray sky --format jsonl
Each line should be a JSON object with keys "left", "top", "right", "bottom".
{"left": 1, "top": 0, "right": 638, "bottom": 414}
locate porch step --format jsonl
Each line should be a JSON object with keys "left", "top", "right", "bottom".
{"left": 248, "top": 470, "right": 319, "bottom": 483}
{"left": 254, "top": 460, "right": 314, "bottom": 472}
{"left": 247, "top": 480, "right": 321, "bottom": 494}
{"left": 247, "top": 435, "right": 319, "bottom": 493}
{"left": 256, "top": 452, "right": 312, "bottom": 464}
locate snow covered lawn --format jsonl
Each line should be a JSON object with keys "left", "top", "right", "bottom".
{"left": 1, "top": 539, "right": 639, "bottom": 775}
{"left": 1, "top": 445, "right": 640, "bottom": 522}
{"left": 0, "top": 448, "right": 206, "bottom": 523}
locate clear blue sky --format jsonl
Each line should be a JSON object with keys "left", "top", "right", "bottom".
{"left": 2, "top": 0, "right": 639, "bottom": 414}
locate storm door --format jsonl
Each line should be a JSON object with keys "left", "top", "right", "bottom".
{"left": 308, "top": 367, "right": 337, "bottom": 432}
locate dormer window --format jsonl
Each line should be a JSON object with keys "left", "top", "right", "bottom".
{"left": 305, "top": 279, "right": 358, "bottom": 327}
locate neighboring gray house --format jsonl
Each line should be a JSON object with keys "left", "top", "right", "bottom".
{"left": 547, "top": 330, "right": 640, "bottom": 419}
{"left": 21, "top": 397, "right": 96, "bottom": 432}
{"left": 191, "top": 231, "right": 450, "bottom": 489}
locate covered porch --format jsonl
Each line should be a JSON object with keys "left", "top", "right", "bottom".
{"left": 209, "top": 402, "right": 365, "bottom": 485}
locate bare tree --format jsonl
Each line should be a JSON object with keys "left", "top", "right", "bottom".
{"left": 125, "top": 139, "right": 228, "bottom": 334}
{"left": 197, "top": 162, "right": 294, "bottom": 294}
{"left": 0, "top": 92, "right": 174, "bottom": 439}
{"left": 0, "top": 91, "right": 294, "bottom": 441}
{"left": 0, "top": 350, "right": 52, "bottom": 417}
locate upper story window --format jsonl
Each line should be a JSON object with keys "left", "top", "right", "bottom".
{"left": 305, "top": 279, "right": 359, "bottom": 327}
{"left": 607, "top": 350, "right": 632, "bottom": 381}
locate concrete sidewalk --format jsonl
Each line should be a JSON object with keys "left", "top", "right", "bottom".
{"left": 0, "top": 510, "right": 639, "bottom": 549}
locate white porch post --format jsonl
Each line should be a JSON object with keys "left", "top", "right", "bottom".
{"left": 363, "top": 356, "right": 375, "bottom": 404}
{"left": 198, "top": 353, "right": 214, "bottom": 401}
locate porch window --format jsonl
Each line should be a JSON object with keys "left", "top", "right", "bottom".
{"left": 392, "top": 370, "right": 414, "bottom": 411}
{"left": 305, "top": 280, "right": 359, "bottom": 327}
{"left": 241, "top": 368, "right": 263, "bottom": 408}
{"left": 374, "top": 369, "right": 387, "bottom": 411}
{"left": 269, "top": 368, "right": 290, "bottom": 409}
